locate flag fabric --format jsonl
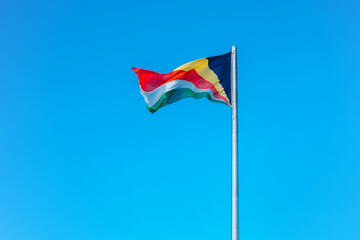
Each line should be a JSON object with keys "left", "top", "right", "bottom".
{"left": 132, "top": 52, "right": 231, "bottom": 113}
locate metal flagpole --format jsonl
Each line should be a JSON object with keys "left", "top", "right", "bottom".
{"left": 231, "top": 46, "right": 238, "bottom": 240}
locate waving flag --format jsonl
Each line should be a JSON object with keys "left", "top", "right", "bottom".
{"left": 132, "top": 52, "right": 231, "bottom": 113}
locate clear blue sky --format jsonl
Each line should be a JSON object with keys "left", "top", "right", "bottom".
{"left": 1, "top": 0, "right": 360, "bottom": 239}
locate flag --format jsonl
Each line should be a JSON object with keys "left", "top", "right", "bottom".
{"left": 132, "top": 52, "right": 231, "bottom": 113}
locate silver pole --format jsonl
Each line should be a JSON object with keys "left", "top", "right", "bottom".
{"left": 231, "top": 46, "right": 238, "bottom": 240}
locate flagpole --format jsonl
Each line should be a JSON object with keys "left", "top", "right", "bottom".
{"left": 231, "top": 46, "right": 238, "bottom": 240}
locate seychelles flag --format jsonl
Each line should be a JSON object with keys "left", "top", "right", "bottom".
{"left": 132, "top": 52, "right": 231, "bottom": 113}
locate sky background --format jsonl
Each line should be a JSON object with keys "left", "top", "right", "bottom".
{"left": 1, "top": 0, "right": 360, "bottom": 239}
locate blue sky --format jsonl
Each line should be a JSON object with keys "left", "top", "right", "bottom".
{"left": 1, "top": 0, "right": 360, "bottom": 239}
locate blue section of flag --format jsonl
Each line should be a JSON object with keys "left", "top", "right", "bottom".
{"left": 207, "top": 52, "right": 232, "bottom": 104}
